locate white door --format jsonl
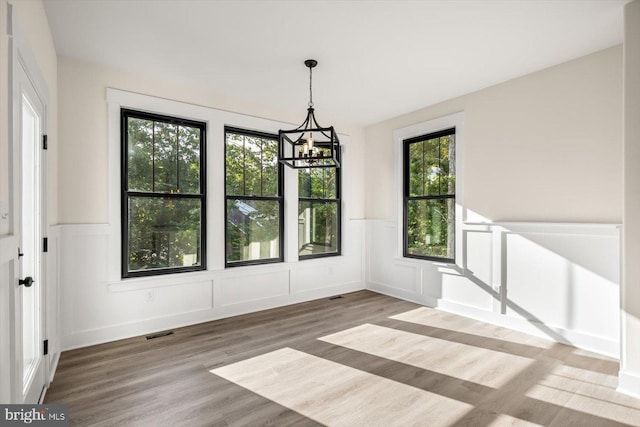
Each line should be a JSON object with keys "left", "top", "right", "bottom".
{"left": 16, "top": 61, "right": 47, "bottom": 404}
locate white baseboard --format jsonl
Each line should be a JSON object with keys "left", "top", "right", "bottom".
{"left": 367, "top": 281, "right": 423, "bottom": 305}
{"left": 618, "top": 370, "right": 640, "bottom": 398}
{"left": 62, "top": 281, "right": 364, "bottom": 351}
{"left": 48, "top": 352, "right": 60, "bottom": 384}
{"left": 434, "top": 299, "right": 619, "bottom": 358}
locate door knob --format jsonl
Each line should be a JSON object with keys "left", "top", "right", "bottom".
{"left": 19, "top": 276, "right": 34, "bottom": 287}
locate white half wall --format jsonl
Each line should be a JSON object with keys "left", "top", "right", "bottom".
{"left": 59, "top": 220, "right": 364, "bottom": 350}
{"left": 366, "top": 220, "right": 620, "bottom": 357}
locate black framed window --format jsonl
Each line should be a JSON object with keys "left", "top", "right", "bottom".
{"left": 298, "top": 167, "right": 340, "bottom": 259}
{"left": 121, "top": 109, "right": 206, "bottom": 278}
{"left": 403, "top": 128, "right": 455, "bottom": 262}
{"left": 225, "top": 127, "right": 283, "bottom": 266}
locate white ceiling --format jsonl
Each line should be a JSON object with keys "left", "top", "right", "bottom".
{"left": 43, "top": 0, "right": 629, "bottom": 127}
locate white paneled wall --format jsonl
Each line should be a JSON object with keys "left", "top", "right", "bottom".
{"left": 366, "top": 220, "right": 620, "bottom": 357}
{"left": 59, "top": 220, "right": 365, "bottom": 350}
{"left": 59, "top": 217, "right": 620, "bottom": 358}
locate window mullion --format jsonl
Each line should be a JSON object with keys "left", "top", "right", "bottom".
{"left": 176, "top": 125, "right": 180, "bottom": 192}
{"left": 152, "top": 121, "right": 156, "bottom": 192}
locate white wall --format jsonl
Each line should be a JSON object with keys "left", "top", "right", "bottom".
{"left": 10, "top": 0, "right": 58, "bottom": 226}
{"left": 621, "top": 0, "right": 640, "bottom": 398}
{"left": 56, "top": 60, "right": 367, "bottom": 350}
{"left": 363, "top": 47, "right": 623, "bottom": 358}
{"left": 0, "top": 0, "right": 59, "bottom": 403}
{"left": 365, "top": 46, "right": 622, "bottom": 223}
{"left": 58, "top": 57, "right": 365, "bottom": 224}
{"left": 0, "top": 0, "right": 58, "bottom": 231}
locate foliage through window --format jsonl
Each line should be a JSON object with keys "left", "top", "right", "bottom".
{"left": 121, "top": 109, "right": 206, "bottom": 277}
{"left": 298, "top": 167, "right": 340, "bottom": 258}
{"left": 225, "top": 127, "right": 283, "bottom": 266}
{"left": 403, "top": 128, "right": 455, "bottom": 261}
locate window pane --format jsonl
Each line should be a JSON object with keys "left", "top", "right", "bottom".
{"left": 408, "top": 141, "right": 424, "bottom": 197}
{"left": 424, "top": 137, "right": 440, "bottom": 196}
{"left": 261, "top": 137, "right": 279, "bottom": 196}
{"left": 154, "top": 122, "right": 178, "bottom": 193}
{"left": 225, "top": 132, "right": 245, "bottom": 195}
{"left": 127, "top": 197, "right": 202, "bottom": 272}
{"left": 440, "top": 134, "right": 456, "bottom": 195}
{"left": 407, "top": 198, "right": 454, "bottom": 259}
{"left": 244, "top": 135, "right": 262, "bottom": 196}
{"left": 226, "top": 199, "right": 281, "bottom": 263}
{"left": 225, "top": 132, "right": 279, "bottom": 197}
{"left": 178, "top": 126, "right": 201, "bottom": 194}
{"left": 127, "top": 118, "right": 154, "bottom": 192}
{"left": 298, "top": 201, "right": 338, "bottom": 256}
{"left": 408, "top": 134, "right": 455, "bottom": 197}
{"left": 299, "top": 168, "right": 337, "bottom": 199}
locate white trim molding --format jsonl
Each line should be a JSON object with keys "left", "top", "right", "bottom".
{"left": 366, "top": 219, "right": 621, "bottom": 358}
{"left": 393, "top": 112, "right": 465, "bottom": 264}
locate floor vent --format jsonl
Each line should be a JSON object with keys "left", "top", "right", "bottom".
{"left": 328, "top": 295, "right": 343, "bottom": 300}
{"left": 146, "top": 330, "right": 174, "bottom": 340}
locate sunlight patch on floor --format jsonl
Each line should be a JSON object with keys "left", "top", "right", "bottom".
{"left": 390, "top": 307, "right": 553, "bottom": 349}
{"left": 487, "top": 414, "right": 545, "bottom": 426}
{"left": 211, "top": 347, "right": 472, "bottom": 427}
{"left": 527, "top": 366, "right": 640, "bottom": 425}
{"left": 319, "top": 323, "right": 534, "bottom": 388}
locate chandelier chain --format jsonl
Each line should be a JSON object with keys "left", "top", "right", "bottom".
{"left": 308, "top": 65, "right": 314, "bottom": 108}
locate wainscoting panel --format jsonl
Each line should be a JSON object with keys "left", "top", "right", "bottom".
{"left": 220, "top": 271, "right": 289, "bottom": 307}
{"left": 365, "top": 220, "right": 621, "bottom": 357}
{"left": 58, "top": 221, "right": 365, "bottom": 350}
{"left": 291, "top": 222, "right": 364, "bottom": 295}
{"left": 440, "top": 269, "right": 494, "bottom": 311}
{"left": 367, "top": 221, "right": 420, "bottom": 299}
{"left": 464, "top": 230, "right": 493, "bottom": 289}
{"left": 504, "top": 228, "right": 619, "bottom": 341}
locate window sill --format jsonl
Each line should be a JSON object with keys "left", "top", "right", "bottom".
{"left": 392, "top": 256, "right": 462, "bottom": 271}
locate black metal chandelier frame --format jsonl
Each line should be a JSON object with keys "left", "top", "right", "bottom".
{"left": 278, "top": 59, "right": 341, "bottom": 169}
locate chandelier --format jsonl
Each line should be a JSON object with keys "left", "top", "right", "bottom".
{"left": 278, "top": 59, "right": 341, "bottom": 169}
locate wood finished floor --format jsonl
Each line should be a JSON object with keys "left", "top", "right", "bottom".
{"left": 44, "top": 291, "right": 640, "bottom": 426}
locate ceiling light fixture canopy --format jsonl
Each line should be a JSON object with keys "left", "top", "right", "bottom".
{"left": 278, "top": 59, "right": 340, "bottom": 169}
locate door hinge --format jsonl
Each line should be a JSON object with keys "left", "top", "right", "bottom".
{"left": 18, "top": 248, "right": 24, "bottom": 258}
{"left": 43, "top": 237, "right": 48, "bottom": 253}
{"left": 42, "top": 134, "right": 48, "bottom": 150}
{"left": 43, "top": 340, "right": 48, "bottom": 356}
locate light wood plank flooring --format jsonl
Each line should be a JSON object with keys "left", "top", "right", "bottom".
{"left": 45, "top": 291, "right": 640, "bottom": 426}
